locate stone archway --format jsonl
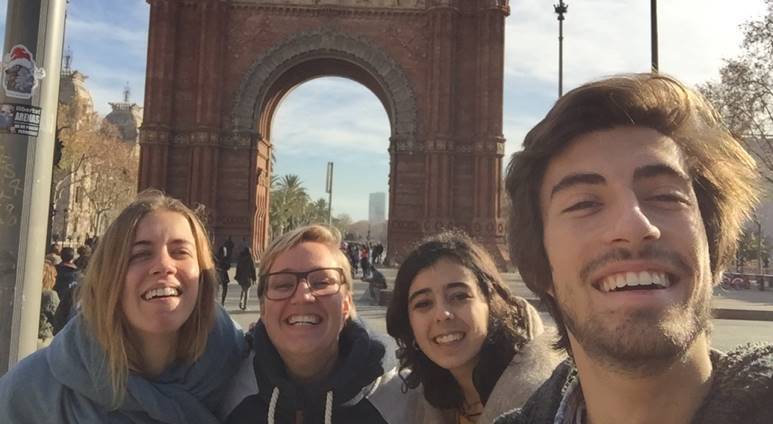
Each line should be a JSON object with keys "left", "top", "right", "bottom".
{"left": 139, "top": 0, "right": 511, "bottom": 266}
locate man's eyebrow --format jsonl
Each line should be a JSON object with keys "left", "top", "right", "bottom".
{"left": 550, "top": 173, "right": 606, "bottom": 199}
{"left": 633, "top": 163, "right": 690, "bottom": 182}
{"left": 408, "top": 288, "right": 431, "bottom": 304}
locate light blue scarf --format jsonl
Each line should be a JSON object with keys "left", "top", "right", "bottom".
{"left": 0, "top": 305, "right": 247, "bottom": 423}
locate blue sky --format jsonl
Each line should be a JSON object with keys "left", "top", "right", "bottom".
{"left": 0, "top": 0, "right": 767, "bottom": 221}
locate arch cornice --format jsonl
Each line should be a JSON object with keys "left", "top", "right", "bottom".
{"left": 231, "top": 28, "right": 418, "bottom": 146}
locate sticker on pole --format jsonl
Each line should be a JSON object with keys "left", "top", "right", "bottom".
{"left": 2, "top": 45, "right": 46, "bottom": 100}
{"left": 0, "top": 103, "right": 41, "bottom": 136}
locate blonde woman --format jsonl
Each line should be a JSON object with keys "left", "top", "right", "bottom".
{"left": 223, "top": 224, "right": 400, "bottom": 423}
{"left": 38, "top": 260, "right": 60, "bottom": 348}
{"left": 0, "top": 191, "right": 246, "bottom": 423}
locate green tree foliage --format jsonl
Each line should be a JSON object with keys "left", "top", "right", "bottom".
{"left": 736, "top": 222, "right": 771, "bottom": 271}
{"left": 701, "top": 0, "right": 773, "bottom": 183}
{"left": 269, "top": 174, "right": 333, "bottom": 237}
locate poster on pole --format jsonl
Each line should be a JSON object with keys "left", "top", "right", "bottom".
{"left": 0, "top": 103, "right": 41, "bottom": 136}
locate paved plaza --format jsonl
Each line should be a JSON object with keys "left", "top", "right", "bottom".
{"left": 222, "top": 267, "right": 773, "bottom": 354}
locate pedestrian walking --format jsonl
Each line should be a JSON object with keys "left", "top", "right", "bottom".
{"left": 216, "top": 243, "right": 231, "bottom": 305}
{"left": 53, "top": 247, "right": 79, "bottom": 334}
{"left": 360, "top": 245, "right": 370, "bottom": 279}
{"left": 235, "top": 247, "right": 256, "bottom": 311}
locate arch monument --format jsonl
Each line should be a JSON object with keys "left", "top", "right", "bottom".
{"left": 139, "top": 0, "right": 511, "bottom": 265}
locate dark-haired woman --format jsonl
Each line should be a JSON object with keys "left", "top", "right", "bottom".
{"left": 386, "top": 231, "right": 562, "bottom": 423}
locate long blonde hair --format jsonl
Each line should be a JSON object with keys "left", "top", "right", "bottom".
{"left": 78, "top": 190, "right": 217, "bottom": 408}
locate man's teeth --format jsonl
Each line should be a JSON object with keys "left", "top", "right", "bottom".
{"left": 434, "top": 332, "right": 464, "bottom": 344}
{"left": 287, "top": 315, "right": 321, "bottom": 325}
{"left": 142, "top": 287, "right": 180, "bottom": 300}
{"left": 600, "top": 271, "right": 671, "bottom": 293}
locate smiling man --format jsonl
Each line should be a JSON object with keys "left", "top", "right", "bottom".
{"left": 496, "top": 74, "right": 773, "bottom": 424}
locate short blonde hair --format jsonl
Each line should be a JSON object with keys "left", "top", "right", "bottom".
{"left": 79, "top": 189, "right": 217, "bottom": 408}
{"left": 258, "top": 225, "right": 356, "bottom": 320}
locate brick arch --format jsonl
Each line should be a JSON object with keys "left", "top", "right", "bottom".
{"left": 139, "top": 0, "right": 511, "bottom": 266}
{"left": 231, "top": 29, "right": 418, "bottom": 145}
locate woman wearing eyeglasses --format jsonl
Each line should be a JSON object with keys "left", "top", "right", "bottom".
{"left": 223, "top": 224, "right": 400, "bottom": 424}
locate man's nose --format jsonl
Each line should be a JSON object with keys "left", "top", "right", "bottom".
{"left": 604, "top": 194, "right": 661, "bottom": 247}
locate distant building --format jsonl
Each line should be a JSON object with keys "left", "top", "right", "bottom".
{"left": 52, "top": 53, "right": 97, "bottom": 245}
{"left": 369, "top": 192, "right": 386, "bottom": 224}
{"left": 51, "top": 52, "right": 141, "bottom": 246}
{"left": 104, "top": 83, "right": 142, "bottom": 150}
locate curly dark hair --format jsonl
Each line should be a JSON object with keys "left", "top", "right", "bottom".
{"left": 385, "top": 231, "right": 535, "bottom": 410}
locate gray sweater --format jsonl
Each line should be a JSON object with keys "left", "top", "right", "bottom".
{"left": 495, "top": 343, "right": 773, "bottom": 424}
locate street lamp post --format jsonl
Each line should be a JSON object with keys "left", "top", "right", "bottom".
{"left": 325, "top": 162, "right": 334, "bottom": 226}
{"left": 554, "top": 1, "right": 568, "bottom": 97}
{"left": 0, "top": 0, "right": 68, "bottom": 375}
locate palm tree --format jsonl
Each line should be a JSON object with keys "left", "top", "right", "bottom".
{"left": 270, "top": 174, "right": 310, "bottom": 235}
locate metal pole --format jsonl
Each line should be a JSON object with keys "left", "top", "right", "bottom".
{"left": 0, "top": 0, "right": 67, "bottom": 375}
{"left": 757, "top": 217, "right": 763, "bottom": 274}
{"left": 651, "top": 0, "right": 659, "bottom": 72}
{"left": 325, "top": 162, "right": 333, "bottom": 227}
{"left": 554, "top": 1, "right": 568, "bottom": 97}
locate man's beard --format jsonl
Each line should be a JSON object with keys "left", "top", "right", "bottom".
{"left": 558, "top": 247, "right": 713, "bottom": 375}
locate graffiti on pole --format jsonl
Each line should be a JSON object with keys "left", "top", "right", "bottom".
{"left": 0, "top": 144, "right": 23, "bottom": 227}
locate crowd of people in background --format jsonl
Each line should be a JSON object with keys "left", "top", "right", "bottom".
{"left": 343, "top": 240, "right": 384, "bottom": 279}
{"left": 38, "top": 238, "right": 96, "bottom": 347}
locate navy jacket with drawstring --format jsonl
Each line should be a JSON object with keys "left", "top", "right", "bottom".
{"left": 223, "top": 319, "right": 399, "bottom": 424}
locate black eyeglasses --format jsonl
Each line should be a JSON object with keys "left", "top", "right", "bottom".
{"left": 261, "top": 267, "right": 344, "bottom": 301}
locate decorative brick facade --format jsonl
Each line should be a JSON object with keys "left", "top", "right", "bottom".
{"left": 140, "top": 0, "right": 510, "bottom": 266}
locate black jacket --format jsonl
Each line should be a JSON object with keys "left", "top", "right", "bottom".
{"left": 495, "top": 343, "right": 773, "bottom": 424}
{"left": 53, "top": 263, "right": 78, "bottom": 298}
{"left": 225, "top": 320, "right": 393, "bottom": 424}
{"left": 234, "top": 253, "right": 257, "bottom": 287}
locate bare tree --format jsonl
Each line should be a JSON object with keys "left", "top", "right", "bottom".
{"left": 701, "top": 0, "right": 773, "bottom": 183}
